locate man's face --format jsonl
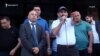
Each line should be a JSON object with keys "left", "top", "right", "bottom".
{"left": 85, "top": 16, "right": 92, "bottom": 23}
{"left": 72, "top": 11, "right": 81, "bottom": 22}
{"left": 0, "top": 19, "right": 10, "bottom": 29}
{"left": 57, "top": 10, "right": 68, "bottom": 19}
{"left": 70, "top": 12, "right": 74, "bottom": 18}
{"left": 28, "top": 10, "right": 38, "bottom": 22}
{"left": 33, "top": 7, "right": 41, "bottom": 17}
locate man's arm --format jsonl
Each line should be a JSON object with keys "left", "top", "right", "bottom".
{"left": 9, "top": 38, "right": 21, "bottom": 56}
{"left": 88, "top": 31, "right": 93, "bottom": 54}
{"left": 45, "top": 31, "right": 51, "bottom": 55}
{"left": 51, "top": 16, "right": 66, "bottom": 36}
{"left": 87, "top": 22, "right": 93, "bottom": 54}
{"left": 51, "top": 22, "right": 63, "bottom": 36}
{"left": 38, "top": 28, "right": 46, "bottom": 49}
{"left": 19, "top": 24, "right": 33, "bottom": 52}
{"left": 44, "top": 21, "right": 51, "bottom": 53}
{"left": 45, "top": 31, "right": 50, "bottom": 48}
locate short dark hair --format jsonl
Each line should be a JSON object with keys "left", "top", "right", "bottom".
{"left": 0, "top": 16, "right": 10, "bottom": 21}
{"left": 33, "top": 5, "right": 41, "bottom": 9}
{"left": 86, "top": 14, "right": 93, "bottom": 17}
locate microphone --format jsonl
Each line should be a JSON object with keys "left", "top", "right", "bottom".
{"left": 61, "top": 15, "right": 66, "bottom": 23}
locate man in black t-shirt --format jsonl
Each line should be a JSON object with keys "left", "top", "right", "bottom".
{"left": 0, "top": 16, "right": 21, "bottom": 56}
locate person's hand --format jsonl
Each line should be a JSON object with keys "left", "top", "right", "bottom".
{"left": 60, "top": 16, "right": 66, "bottom": 24}
{"left": 32, "top": 47, "right": 39, "bottom": 54}
{"left": 9, "top": 49, "right": 16, "bottom": 56}
{"left": 47, "top": 48, "right": 51, "bottom": 55}
{"left": 88, "top": 46, "right": 92, "bottom": 54}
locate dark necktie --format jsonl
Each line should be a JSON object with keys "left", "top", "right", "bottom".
{"left": 32, "top": 23, "right": 38, "bottom": 47}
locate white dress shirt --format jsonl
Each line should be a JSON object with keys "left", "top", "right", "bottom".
{"left": 28, "top": 20, "right": 36, "bottom": 32}
{"left": 51, "top": 18, "right": 76, "bottom": 45}
{"left": 91, "top": 21, "right": 100, "bottom": 43}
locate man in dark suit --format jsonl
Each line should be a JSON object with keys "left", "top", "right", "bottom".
{"left": 19, "top": 10, "right": 45, "bottom": 56}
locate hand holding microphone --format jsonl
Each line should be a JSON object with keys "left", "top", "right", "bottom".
{"left": 60, "top": 15, "right": 66, "bottom": 24}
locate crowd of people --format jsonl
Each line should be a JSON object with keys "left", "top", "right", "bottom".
{"left": 0, "top": 5, "right": 100, "bottom": 56}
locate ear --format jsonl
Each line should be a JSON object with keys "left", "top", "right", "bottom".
{"left": 57, "top": 12, "right": 59, "bottom": 16}
{"left": 27, "top": 15, "right": 29, "bottom": 19}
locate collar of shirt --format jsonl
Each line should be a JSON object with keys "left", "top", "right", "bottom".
{"left": 28, "top": 20, "right": 36, "bottom": 29}
{"left": 28, "top": 20, "right": 36, "bottom": 25}
{"left": 91, "top": 20, "right": 95, "bottom": 25}
{"left": 75, "top": 20, "right": 83, "bottom": 25}
{"left": 37, "top": 17, "right": 42, "bottom": 20}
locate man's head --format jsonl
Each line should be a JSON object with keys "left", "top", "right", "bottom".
{"left": 85, "top": 15, "right": 93, "bottom": 23}
{"left": 33, "top": 5, "right": 41, "bottom": 17}
{"left": 70, "top": 12, "right": 74, "bottom": 18}
{"left": 57, "top": 6, "right": 68, "bottom": 19}
{"left": 0, "top": 16, "right": 11, "bottom": 29}
{"left": 72, "top": 11, "right": 81, "bottom": 23}
{"left": 28, "top": 10, "right": 38, "bottom": 22}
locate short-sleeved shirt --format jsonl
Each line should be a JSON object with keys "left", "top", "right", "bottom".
{"left": 91, "top": 21, "right": 100, "bottom": 43}
{"left": 24, "top": 17, "right": 49, "bottom": 32}
{"left": 51, "top": 18, "right": 76, "bottom": 45}
{"left": 75, "top": 20, "right": 92, "bottom": 50}
{"left": 0, "top": 27, "right": 19, "bottom": 51}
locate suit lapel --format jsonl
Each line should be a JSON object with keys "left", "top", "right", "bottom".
{"left": 26, "top": 22, "right": 32, "bottom": 35}
{"left": 25, "top": 22, "right": 41, "bottom": 43}
{"left": 36, "top": 24, "right": 41, "bottom": 40}
{"left": 25, "top": 22, "right": 34, "bottom": 42}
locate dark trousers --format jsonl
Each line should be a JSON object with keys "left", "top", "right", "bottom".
{"left": 57, "top": 45, "right": 79, "bottom": 56}
{"left": 52, "top": 51, "right": 57, "bottom": 56}
{"left": 0, "top": 51, "right": 10, "bottom": 56}
{"left": 79, "top": 49, "right": 90, "bottom": 56}
{"left": 41, "top": 46, "right": 47, "bottom": 56}
{"left": 92, "top": 44, "right": 100, "bottom": 56}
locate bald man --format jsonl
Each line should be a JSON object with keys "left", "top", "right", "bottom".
{"left": 19, "top": 10, "right": 45, "bottom": 56}
{"left": 72, "top": 11, "right": 93, "bottom": 56}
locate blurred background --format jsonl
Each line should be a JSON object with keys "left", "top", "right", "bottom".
{"left": 0, "top": 0, "right": 100, "bottom": 28}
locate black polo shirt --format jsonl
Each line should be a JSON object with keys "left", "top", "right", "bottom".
{"left": 0, "top": 26, "right": 19, "bottom": 52}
